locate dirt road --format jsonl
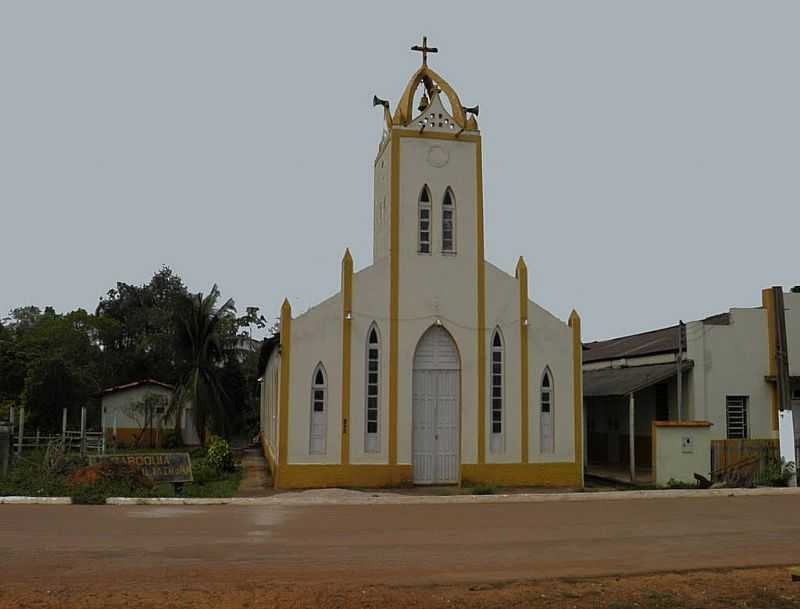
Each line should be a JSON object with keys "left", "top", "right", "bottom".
{"left": 2, "top": 494, "right": 800, "bottom": 607}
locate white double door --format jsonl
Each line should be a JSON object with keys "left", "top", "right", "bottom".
{"left": 412, "top": 326, "right": 460, "bottom": 484}
{"left": 412, "top": 369, "right": 459, "bottom": 484}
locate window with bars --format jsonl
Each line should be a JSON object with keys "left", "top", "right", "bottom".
{"left": 540, "top": 368, "right": 554, "bottom": 453}
{"left": 365, "top": 324, "right": 380, "bottom": 452}
{"left": 726, "top": 396, "right": 748, "bottom": 439}
{"left": 310, "top": 364, "right": 327, "bottom": 454}
{"left": 418, "top": 185, "right": 431, "bottom": 254}
{"left": 490, "top": 329, "right": 504, "bottom": 453}
{"left": 442, "top": 187, "right": 455, "bottom": 253}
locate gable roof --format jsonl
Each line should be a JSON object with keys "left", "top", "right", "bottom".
{"left": 584, "top": 361, "right": 694, "bottom": 397}
{"left": 583, "top": 325, "right": 681, "bottom": 363}
{"left": 97, "top": 379, "right": 174, "bottom": 397}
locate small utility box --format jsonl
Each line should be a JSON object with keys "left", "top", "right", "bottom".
{"left": 653, "top": 421, "right": 713, "bottom": 486}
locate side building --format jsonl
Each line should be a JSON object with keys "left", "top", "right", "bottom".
{"left": 582, "top": 287, "right": 800, "bottom": 483}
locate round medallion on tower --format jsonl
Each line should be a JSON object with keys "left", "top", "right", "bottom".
{"left": 426, "top": 145, "right": 449, "bottom": 168}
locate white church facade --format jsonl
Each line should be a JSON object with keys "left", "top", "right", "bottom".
{"left": 259, "top": 40, "right": 583, "bottom": 489}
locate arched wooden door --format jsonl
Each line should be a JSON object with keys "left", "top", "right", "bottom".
{"left": 412, "top": 326, "right": 460, "bottom": 484}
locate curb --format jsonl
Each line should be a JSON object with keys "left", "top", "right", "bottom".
{"left": 104, "top": 486, "right": 800, "bottom": 507}
{"left": 5, "top": 487, "right": 800, "bottom": 507}
{"left": 0, "top": 496, "right": 72, "bottom": 505}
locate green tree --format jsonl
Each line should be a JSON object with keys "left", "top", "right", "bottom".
{"left": 95, "top": 266, "right": 188, "bottom": 385}
{"left": 172, "top": 285, "right": 236, "bottom": 446}
{"left": 21, "top": 355, "right": 90, "bottom": 432}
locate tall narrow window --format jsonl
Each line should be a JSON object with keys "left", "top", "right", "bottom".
{"left": 310, "top": 364, "right": 327, "bottom": 454}
{"left": 365, "top": 324, "right": 381, "bottom": 452}
{"left": 490, "top": 328, "right": 504, "bottom": 453}
{"left": 442, "top": 187, "right": 455, "bottom": 253}
{"left": 540, "top": 368, "right": 554, "bottom": 453}
{"left": 726, "top": 396, "right": 748, "bottom": 439}
{"left": 418, "top": 185, "right": 431, "bottom": 254}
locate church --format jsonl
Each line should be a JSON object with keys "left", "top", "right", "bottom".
{"left": 259, "top": 39, "right": 583, "bottom": 489}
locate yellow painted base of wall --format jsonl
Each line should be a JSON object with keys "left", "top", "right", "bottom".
{"left": 274, "top": 464, "right": 413, "bottom": 489}
{"left": 461, "top": 463, "right": 582, "bottom": 487}
{"left": 105, "top": 428, "right": 165, "bottom": 447}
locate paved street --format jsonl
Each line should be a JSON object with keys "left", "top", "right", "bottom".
{"left": 2, "top": 494, "right": 800, "bottom": 586}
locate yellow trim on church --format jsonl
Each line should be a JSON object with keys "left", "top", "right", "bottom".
{"left": 516, "top": 257, "right": 529, "bottom": 463}
{"left": 341, "top": 249, "right": 353, "bottom": 464}
{"left": 388, "top": 135, "right": 400, "bottom": 466}
{"left": 475, "top": 137, "right": 486, "bottom": 464}
{"left": 276, "top": 298, "right": 292, "bottom": 488}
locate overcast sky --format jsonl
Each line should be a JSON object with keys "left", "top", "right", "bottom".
{"left": 1, "top": 1, "right": 798, "bottom": 341}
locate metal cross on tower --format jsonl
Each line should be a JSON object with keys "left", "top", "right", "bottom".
{"left": 411, "top": 36, "right": 438, "bottom": 66}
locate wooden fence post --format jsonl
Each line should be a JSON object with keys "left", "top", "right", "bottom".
{"left": 80, "top": 406, "right": 87, "bottom": 458}
{"left": 17, "top": 407, "right": 25, "bottom": 456}
{"left": 62, "top": 408, "right": 68, "bottom": 443}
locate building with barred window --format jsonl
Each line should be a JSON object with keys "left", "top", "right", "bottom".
{"left": 258, "top": 39, "right": 583, "bottom": 489}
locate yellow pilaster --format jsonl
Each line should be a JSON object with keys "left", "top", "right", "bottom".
{"left": 569, "top": 309, "right": 583, "bottom": 487}
{"left": 476, "top": 138, "right": 486, "bottom": 464}
{"left": 389, "top": 135, "right": 400, "bottom": 467}
{"left": 763, "top": 288, "right": 779, "bottom": 431}
{"left": 516, "top": 257, "right": 529, "bottom": 463}
{"left": 277, "top": 298, "right": 292, "bottom": 488}
{"left": 341, "top": 249, "right": 353, "bottom": 465}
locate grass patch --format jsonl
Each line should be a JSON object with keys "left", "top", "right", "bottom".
{"left": 471, "top": 483, "right": 497, "bottom": 495}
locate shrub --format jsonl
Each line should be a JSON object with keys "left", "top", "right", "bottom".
{"left": 206, "top": 435, "right": 234, "bottom": 473}
{"left": 756, "top": 458, "right": 795, "bottom": 487}
{"left": 191, "top": 458, "right": 220, "bottom": 485}
{"left": 67, "top": 460, "right": 154, "bottom": 504}
{"left": 472, "top": 484, "right": 497, "bottom": 495}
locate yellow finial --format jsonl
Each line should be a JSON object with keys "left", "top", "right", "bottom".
{"left": 515, "top": 256, "right": 527, "bottom": 277}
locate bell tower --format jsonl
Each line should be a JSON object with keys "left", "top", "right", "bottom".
{"left": 372, "top": 37, "right": 482, "bottom": 267}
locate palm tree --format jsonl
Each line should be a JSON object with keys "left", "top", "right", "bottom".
{"left": 171, "top": 285, "right": 235, "bottom": 447}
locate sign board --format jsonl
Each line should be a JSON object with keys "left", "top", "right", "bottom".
{"left": 681, "top": 436, "right": 694, "bottom": 454}
{"left": 92, "top": 452, "right": 193, "bottom": 483}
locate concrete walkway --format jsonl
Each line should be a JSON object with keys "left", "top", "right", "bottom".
{"left": 234, "top": 448, "right": 272, "bottom": 497}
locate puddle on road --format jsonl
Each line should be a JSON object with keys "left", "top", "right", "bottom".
{"left": 126, "top": 507, "right": 208, "bottom": 519}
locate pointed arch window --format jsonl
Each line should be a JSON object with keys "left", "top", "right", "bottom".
{"left": 418, "top": 185, "right": 431, "bottom": 254}
{"left": 310, "top": 363, "right": 327, "bottom": 454}
{"left": 365, "top": 324, "right": 381, "bottom": 452}
{"left": 490, "top": 328, "right": 504, "bottom": 452}
{"left": 540, "top": 368, "right": 554, "bottom": 453}
{"left": 442, "top": 187, "right": 455, "bottom": 253}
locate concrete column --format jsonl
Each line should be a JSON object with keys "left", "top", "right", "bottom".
{"left": 629, "top": 393, "right": 636, "bottom": 483}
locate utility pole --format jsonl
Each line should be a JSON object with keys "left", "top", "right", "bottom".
{"left": 676, "top": 320, "right": 684, "bottom": 421}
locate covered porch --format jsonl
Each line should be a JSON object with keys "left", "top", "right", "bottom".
{"left": 584, "top": 361, "right": 693, "bottom": 485}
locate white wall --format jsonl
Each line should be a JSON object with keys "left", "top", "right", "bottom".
{"left": 686, "top": 308, "right": 774, "bottom": 440}
{"left": 286, "top": 292, "right": 343, "bottom": 464}
{"left": 261, "top": 348, "right": 281, "bottom": 461}
{"left": 349, "top": 258, "right": 391, "bottom": 464}
{"left": 483, "top": 262, "right": 521, "bottom": 463}
{"left": 527, "top": 296, "right": 576, "bottom": 464}
{"left": 372, "top": 141, "right": 391, "bottom": 263}
{"left": 101, "top": 385, "right": 173, "bottom": 430}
